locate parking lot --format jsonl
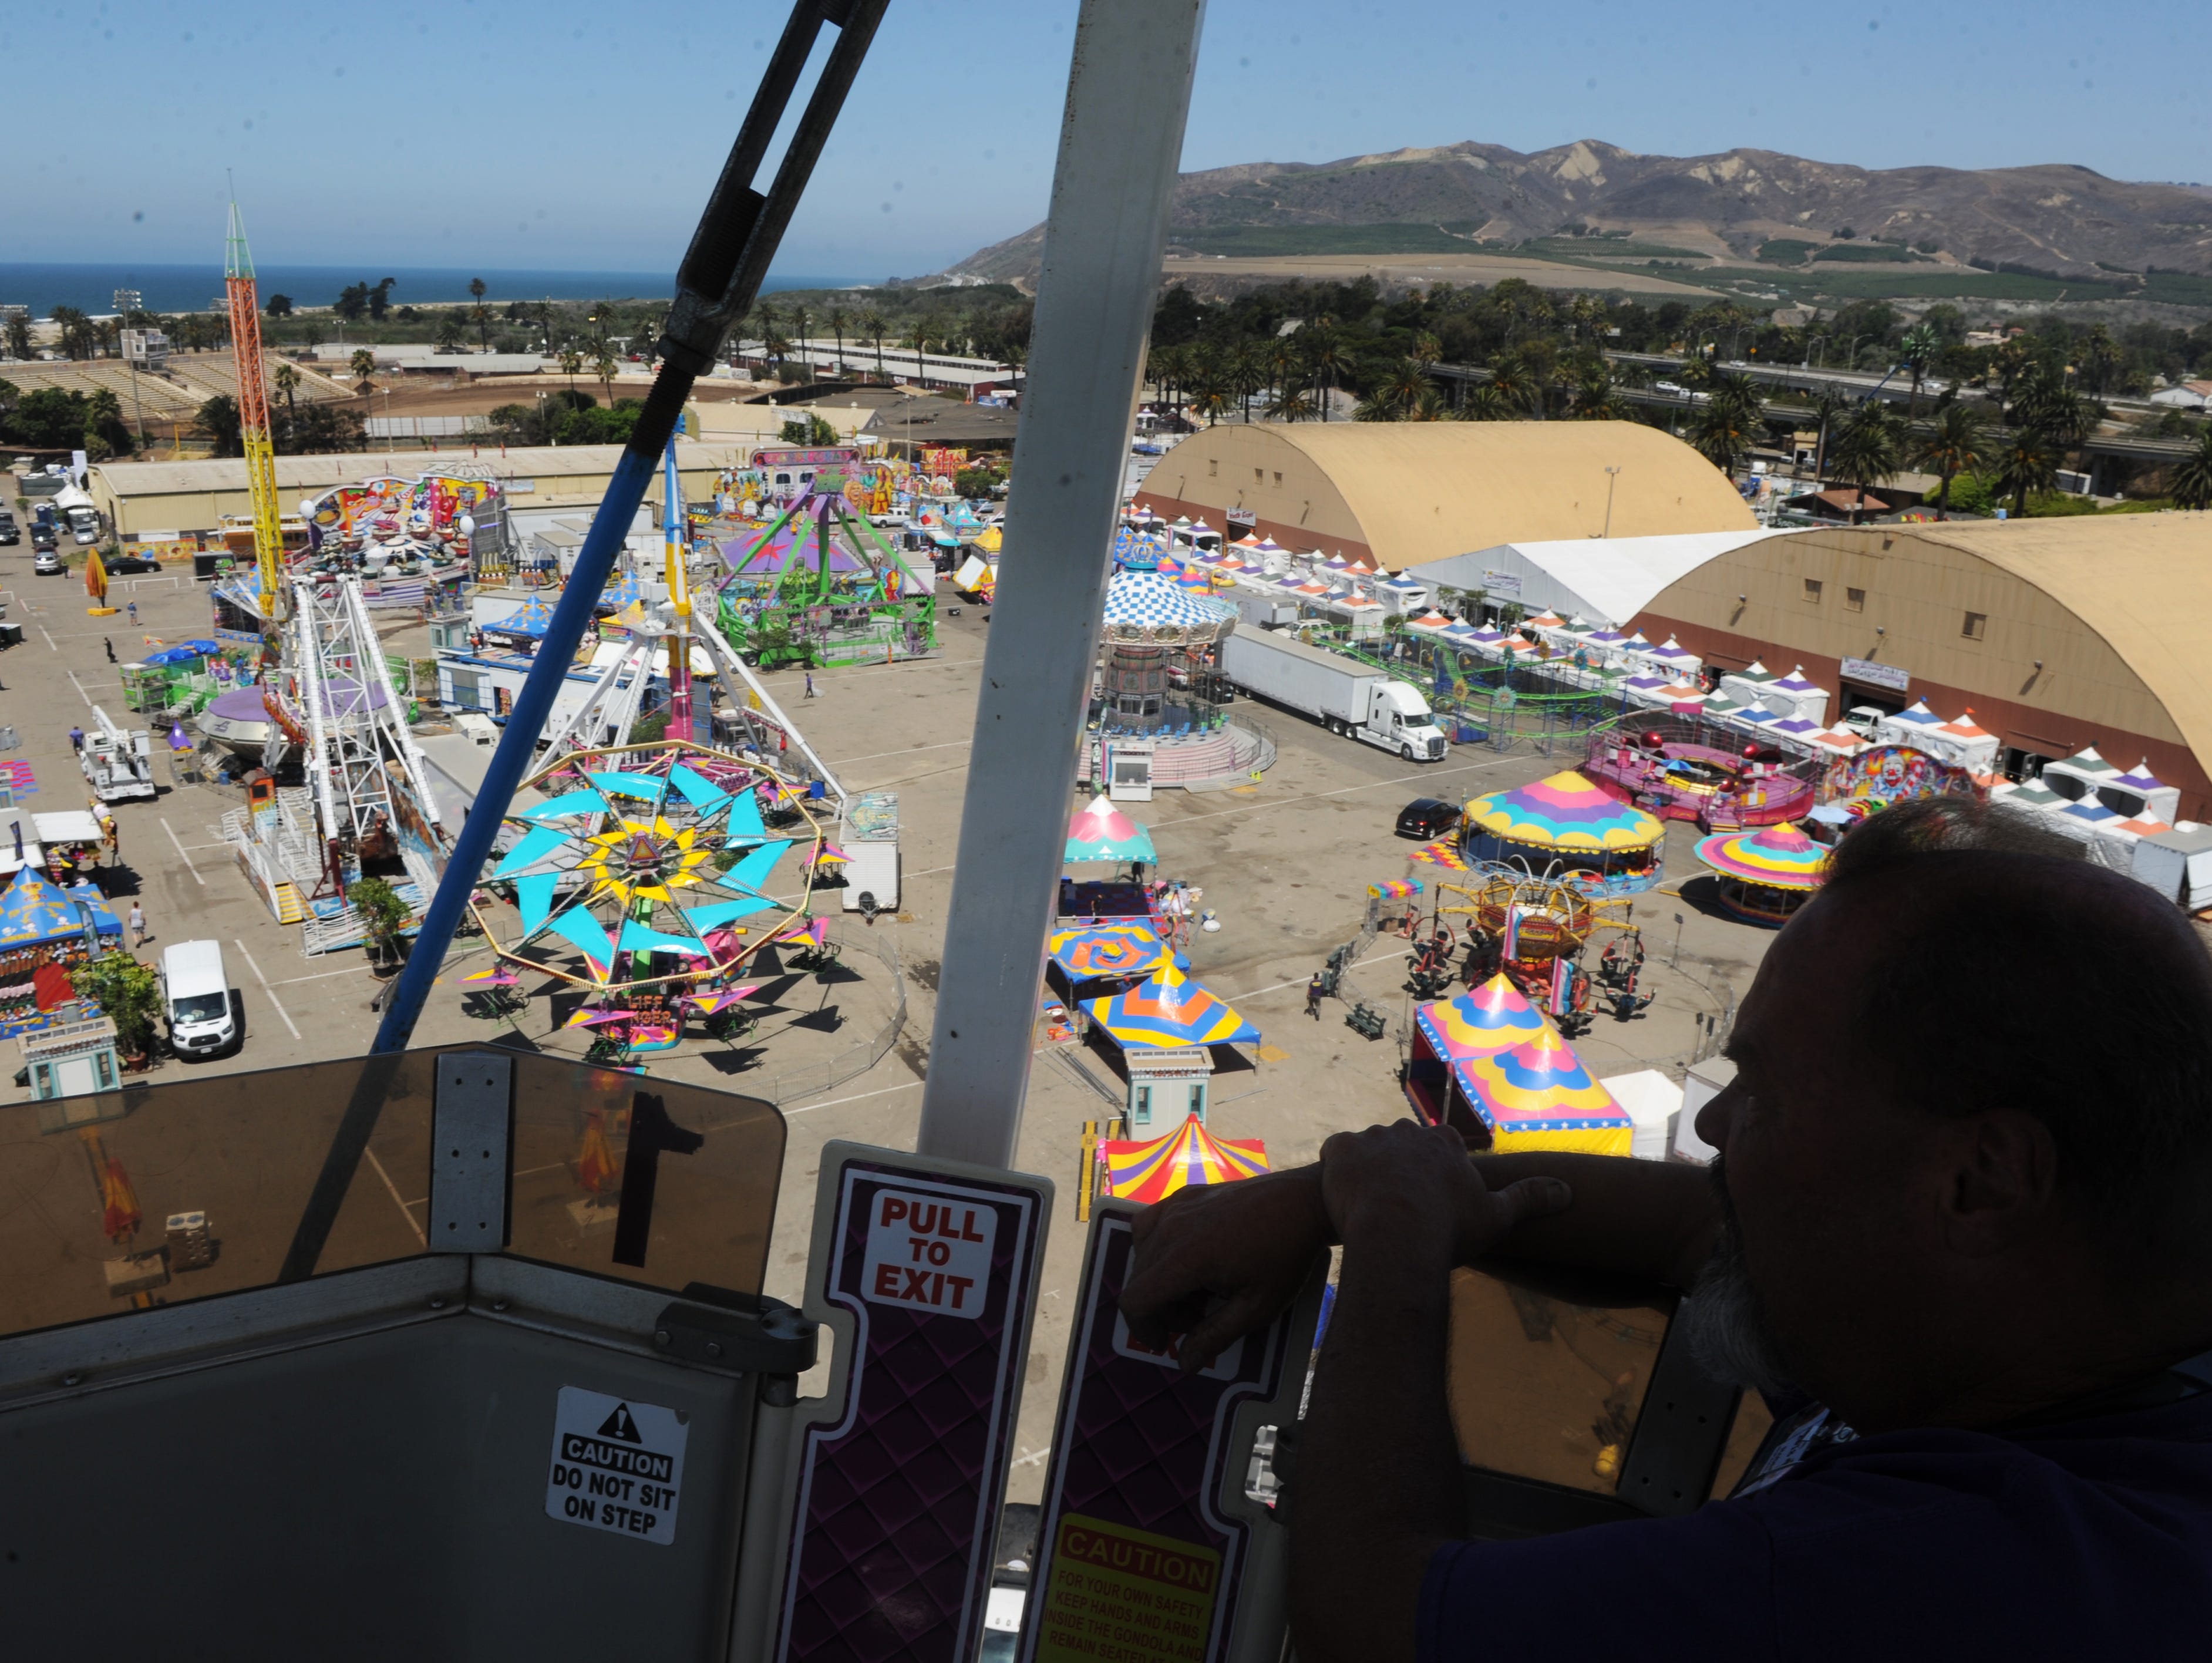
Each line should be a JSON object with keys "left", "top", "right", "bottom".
{"left": 0, "top": 537, "right": 1777, "bottom": 1494}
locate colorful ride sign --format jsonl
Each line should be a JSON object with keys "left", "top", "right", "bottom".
{"left": 1018, "top": 1203, "right": 1323, "bottom": 1663}
{"left": 772, "top": 1143, "right": 1053, "bottom": 1663}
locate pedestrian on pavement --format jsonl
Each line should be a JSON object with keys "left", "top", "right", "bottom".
{"left": 1306, "top": 974, "right": 1325, "bottom": 1020}
{"left": 103, "top": 638, "right": 115, "bottom": 664}
{"left": 128, "top": 901, "right": 148, "bottom": 947}
{"left": 126, "top": 601, "right": 137, "bottom": 624}
{"left": 68, "top": 724, "right": 85, "bottom": 753}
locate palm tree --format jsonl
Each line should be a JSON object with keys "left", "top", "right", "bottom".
{"left": 860, "top": 307, "right": 888, "bottom": 381}
{"left": 1568, "top": 368, "right": 1632, "bottom": 422}
{"left": 1301, "top": 319, "right": 1347, "bottom": 421}
{"left": 1375, "top": 356, "right": 1430, "bottom": 416}
{"left": 788, "top": 302, "right": 813, "bottom": 369}
{"left": 272, "top": 362, "right": 301, "bottom": 419}
{"left": 433, "top": 313, "right": 466, "bottom": 353}
{"left": 349, "top": 348, "right": 377, "bottom": 395}
{"left": 1262, "top": 383, "right": 1315, "bottom": 422}
{"left": 50, "top": 305, "right": 91, "bottom": 361}
{"left": 1460, "top": 383, "right": 1514, "bottom": 422}
{"left": 1263, "top": 335, "right": 1299, "bottom": 412}
{"left": 3, "top": 311, "right": 29, "bottom": 360}
{"left": 469, "top": 276, "right": 491, "bottom": 352}
{"left": 826, "top": 305, "right": 850, "bottom": 375}
{"left": 1910, "top": 403, "right": 1985, "bottom": 517}
{"left": 558, "top": 349, "right": 584, "bottom": 404}
{"left": 2171, "top": 428, "right": 2212, "bottom": 511}
{"left": 1896, "top": 324, "right": 1940, "bottom": 415}
{"left": 1826, "top": 402, "right": 1904, "bottom": 513}
{"left": 1806, "top": 386, "right": 1850, "bottom": 483}
{"left": 1690, "top": 396, "right": 1758, "bottom": 476}
{"left": 1409, "top": 330, "right": 1443, "bottom": 371}
{"left": 1405, "top": 385, "right": 1454, "bottom": 422}
{"left": 593, "top": 345, "right": 620, "bottom": 408}
{"left": 1991, "top": 429, "right": 2059, "bottom": 517}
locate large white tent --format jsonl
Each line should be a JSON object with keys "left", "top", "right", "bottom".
{"left": 1403, "top": 530, "right": 1789, "bottom": 630}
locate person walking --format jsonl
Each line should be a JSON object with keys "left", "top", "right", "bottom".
{"left": 804, "top": 672, "right": 816, "bottom": 699}
{"left": 103, "top": 638, "right": 115, "bottom": 664}
{"left": 68, "top": 724, "right": 84, "bottom": 753}
{"left": 1306, "top": 974, "right": 1325, "bottom": 1021}
{"left": 127, "top": 901, "right": 148, "bottom": 948}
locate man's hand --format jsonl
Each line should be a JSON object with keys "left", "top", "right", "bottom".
{"left": 1122, "top": 1167, "right": 1331, "bottom": 1374}
{"left": 1322, "top": 1120, "right": 1574, "bottom": 1260}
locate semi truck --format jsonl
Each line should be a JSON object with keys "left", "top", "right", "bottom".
{"left": 1219, "top": 629, "right": 1448, "bottom": 761}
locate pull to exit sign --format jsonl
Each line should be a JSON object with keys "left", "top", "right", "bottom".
{"left": 860, "top": 1187, "right": 996, "bottom": 1319}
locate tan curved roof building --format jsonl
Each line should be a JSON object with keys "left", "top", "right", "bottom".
{"left": 1635, "top": 514, "right": 2212, "bottom": 819}
{"left": 1133, "top": 420, "right": 1756, "bottom": 571}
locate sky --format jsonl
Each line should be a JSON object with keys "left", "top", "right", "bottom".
{"left": 8, "top": 0, "right": 2208, "bottom": 280}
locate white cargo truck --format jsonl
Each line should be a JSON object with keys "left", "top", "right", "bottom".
{"left": 1220, "top": 630, "right": 1448, "bottom": 761}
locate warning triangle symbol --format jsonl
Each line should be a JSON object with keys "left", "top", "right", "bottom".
{"left": 596, "top": 1402, "right": 644, "bottom": 1444}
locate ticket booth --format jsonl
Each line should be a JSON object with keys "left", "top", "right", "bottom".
{"left": 1125, "top": 1042, "right": 1212, "bottom": 1131}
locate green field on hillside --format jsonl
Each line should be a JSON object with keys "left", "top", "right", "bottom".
{"left": 1756, "top": 239, "right": 1819, "bottom": 265}
{"left": 1705, "top": 266, "right": 2137, "bottom": 304}
{"left": 1169, "top": 223, "right": 1484, "bottom": 257}
{"left": 1812, "top": 243, "right": 1932, "bottom": 264}
{"left": 1519, "top": 235, "right": 1711, "bottom": 261}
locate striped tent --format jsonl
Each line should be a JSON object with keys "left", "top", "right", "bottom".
{"left": 1464, "top": 772, "right": 1662, "bottom": 854}
{"left": 1414, "top": 974, "right": 1630, "bottom": 1156}
{"left": 1066, "top": 793, "right": 1158, "bottom": 864}
{"left": 1048, "top": 922, "right": 1176, "bottom": 981}
{"left": 1696, "top": 821, "right": 1829, "bottom": 891}
{"left": 1101, "top": 1114, "right": 1270, "bottom": 1204}
{"left": 1082, "top": 964, "right": 1260, "bottom": 1049}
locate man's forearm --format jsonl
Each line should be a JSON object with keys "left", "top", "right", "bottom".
{"left": 1227, "top": 1153, "right": 1716, "bottom": 1289}
{"left": 1470, "top": 1152, "right": 1717, "bottom": 1289}
{"left": 1288, "top": 1216, "right": 1462, "bottom": 1663}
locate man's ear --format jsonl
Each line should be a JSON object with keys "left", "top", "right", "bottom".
{"left": 1941, "top": 1109, "right": 2059, "bottom": 1257}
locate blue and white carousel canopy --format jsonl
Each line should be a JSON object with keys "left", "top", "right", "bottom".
{"left": 1101, "top": 570, "right": 1235, "bottom": 630}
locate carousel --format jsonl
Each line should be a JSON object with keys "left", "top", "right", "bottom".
{"left": 1459, "top": 772, "right": 1665, "bottom": 895}
{"left": 1422, "top": 871, "right": 1639, "bottom": 1026}
{"left": 471, "top": 738, "right": 832, "bottom": 1063}
{"left": 1085, "top": 570, "right": 1268, "bottom": 792}
{"left": 1693, "top": 820, "right": 1829, "bottom": 927}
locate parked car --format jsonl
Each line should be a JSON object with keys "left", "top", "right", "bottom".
{"left": 103, "top": 553, "right": 161, "bottom": 575}
{"left": 33, "top": 548, "right": 64, "bottom": 576}
{"left": 1395, "top": 796, "right": 1463, "bottom": 840}
{"left": 0, "top": 511, "right": 18, "bottom": 545}
{"left": 32, "top": 523, "right": 59, "bottom": 553}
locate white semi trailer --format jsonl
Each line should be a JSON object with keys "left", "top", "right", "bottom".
{"left": 1219, "top": 629, "right": 1447, "bottom": 762}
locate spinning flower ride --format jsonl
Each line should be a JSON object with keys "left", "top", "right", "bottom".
{"left": 471, "top": 739, "right": 827, "bottom": 999}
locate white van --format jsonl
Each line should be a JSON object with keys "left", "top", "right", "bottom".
{"left": 159, "top": 939, "right": 238, "bottom": 1058}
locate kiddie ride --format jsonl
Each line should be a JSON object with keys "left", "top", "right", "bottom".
{"left": 1425, "top": 873, "right": 1642, "bottom": 1036}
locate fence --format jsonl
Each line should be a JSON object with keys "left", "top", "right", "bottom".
{"left": 742, "top": 925, "right": 911, "bottom": 1108}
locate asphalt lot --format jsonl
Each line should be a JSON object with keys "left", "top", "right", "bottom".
{"left": 0, "top": 538, "right": 1777, "bottom": 1497}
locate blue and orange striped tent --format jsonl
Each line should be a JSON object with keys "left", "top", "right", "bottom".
{"left": 1101, "top": 1113, "right": 1270, "bottom": 1204}
{"left": 1082, "top": 964, "right": 1259, "bottom": 1049}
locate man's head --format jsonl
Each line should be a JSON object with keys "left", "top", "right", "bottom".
{"left": 1688, "top": 797, "right": 2212, "bottom": 1428}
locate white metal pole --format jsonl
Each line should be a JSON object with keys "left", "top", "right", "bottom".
{"left": 915, "top": 0, "right": 1208, "bottom": 1167}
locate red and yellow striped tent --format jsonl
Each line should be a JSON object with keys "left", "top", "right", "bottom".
{"left": 1099, "top": 1114, "right": 1269, "bottom": 1205}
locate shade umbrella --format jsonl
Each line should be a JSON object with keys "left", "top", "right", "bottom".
{"left": 1065, "top": 793, "right": 1157, "bottom": 865}
{"left": 1100, "top": 1113, "right": 1270, "bottom": 1204}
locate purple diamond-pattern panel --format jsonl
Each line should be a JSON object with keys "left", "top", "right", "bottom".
{"left": 782, "top": 1168, "right": 1039, "bottom": 1663}
{"left": 1027, "top": 1217, "right": 1290, "bottom": 1662}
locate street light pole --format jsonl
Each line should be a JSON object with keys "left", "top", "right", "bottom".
{"left": 1602, "top": 464, "right": 1621, "bottom": 538}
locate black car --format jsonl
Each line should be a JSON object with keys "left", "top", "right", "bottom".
{"left": 32, "top": 524, "right": 59, "bottom": 552}
{"left": 104, "top": 553, "right": 162, "bottom": 574}
{"left": 0, "top": 511, "right": 18, "bottom": 545}
{"left": 1395, "top": 796, "right": 1462, "bottom": 840}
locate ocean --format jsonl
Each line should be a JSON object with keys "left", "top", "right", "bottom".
{"left": 0, "top": 264, "right": 873, "bottom": 318}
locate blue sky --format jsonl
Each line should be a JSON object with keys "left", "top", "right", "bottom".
{"left": 9, "top": 0, "right": 2208, "bottom": 278}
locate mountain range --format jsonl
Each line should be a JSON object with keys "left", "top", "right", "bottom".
{"left": 937, "top": 140, "right": 2212, "bottom": 289}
